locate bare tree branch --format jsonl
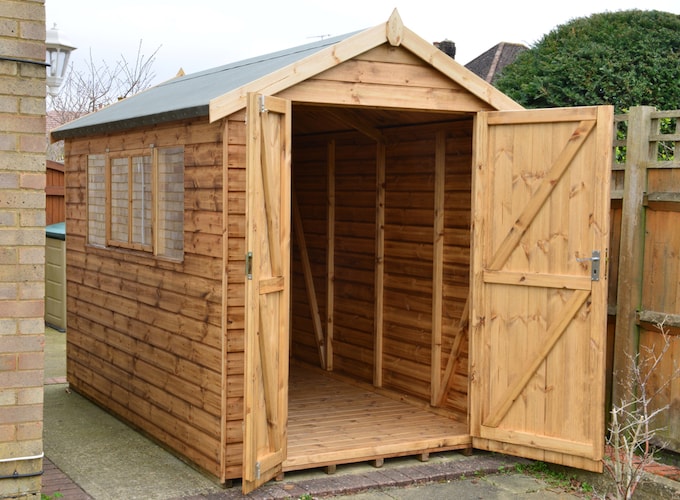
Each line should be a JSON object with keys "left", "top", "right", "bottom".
{"left": 48, "top": 40, "right": 160, "bottom": 120}
{"left": 604, "top": 318, "right": 680, "bottom": 500}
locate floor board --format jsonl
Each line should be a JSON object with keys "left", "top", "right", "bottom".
{"left": 284, "top": 366, "right": 470, "bottom": 470}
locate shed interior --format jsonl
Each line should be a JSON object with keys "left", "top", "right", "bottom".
{"left": 283, "top": 103, "right": 476, "bottom": 467}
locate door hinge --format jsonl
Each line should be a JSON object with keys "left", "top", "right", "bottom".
{"left": 255, "top": 461, "right": 261, "bottom": 479}
{"left": 259, "top": 94, "right": 267, "bottom": 114}
{"left": 576, "top": 250, "right": 600, "bottom": 281}
{"left": 246, "top": 251, "right": 253, "bottom": 280}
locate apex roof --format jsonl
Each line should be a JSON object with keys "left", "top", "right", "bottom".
{"left": 52, "top": 10, "right": 520, "bottom": 141}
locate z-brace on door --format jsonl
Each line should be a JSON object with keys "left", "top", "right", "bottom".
{"left": 470, "top": 106, "right": 612, "bottom": 472}
{"left": 242, "top": 93, "right": 292, "bottom": 494}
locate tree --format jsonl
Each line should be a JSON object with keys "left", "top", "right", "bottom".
{"left": 47, "top": 41, "right": 160, "bottom": 161}
{"left": 48, "top": 40, "right": 160, "bottom": 119}
{"left": 495, "top": 10, "right": 680, "bottom": 113}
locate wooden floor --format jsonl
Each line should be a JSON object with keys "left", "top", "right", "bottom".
{"left": 284, "top": 366, "right": 470, "bottom": 471}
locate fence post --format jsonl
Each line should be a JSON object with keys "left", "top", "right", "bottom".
{"left": 612, "top": 105, "right": 654, "bottom": 406}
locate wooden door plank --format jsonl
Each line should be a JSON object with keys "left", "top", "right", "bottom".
{"left": 483, "top": 290, "right": 590, "bottom": 428}
{"left": 479, "top": 427, "right": 594, "bottom": 458}
{"left": 259, "top": 98, "right": 283, "bottom": 277}
{"left": 488, "top": 119, "right": 596, "bottom": 271}
{"left": 482, "top": 270, "right": 592, "bottom": 290}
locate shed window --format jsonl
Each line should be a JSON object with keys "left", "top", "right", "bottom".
{"left": 87, "top": 147, "right": 184, "bottom": 260}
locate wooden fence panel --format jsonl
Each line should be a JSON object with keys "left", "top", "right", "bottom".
{"left": 46, "top": 160, "right": 65, "bottom": 225}
{"left": 610, "top": 107, "right": 680, "bottom": 452}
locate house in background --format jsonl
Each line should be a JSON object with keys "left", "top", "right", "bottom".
{"left": 51, "top": 10, "right": 612, "bottom": 494}
{"left": 465, "top": 42, "right": 528, "bottom": 83}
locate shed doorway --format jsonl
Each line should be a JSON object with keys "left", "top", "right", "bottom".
{"left": 242, "top": 96, "right": 611, "bottom": 493}
{"left": 286, "top": 103, "right": 475, "bottom": 471}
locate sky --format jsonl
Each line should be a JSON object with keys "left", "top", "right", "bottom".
{"left": 46, "top": 0, "right": 680, "bottom": 87}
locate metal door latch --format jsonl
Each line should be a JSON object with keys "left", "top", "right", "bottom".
{"left": 246, "top": 252, "right": 253, "bottom": 280}
{"left": 576, "top": 250, "right": 600, "bottom": 281}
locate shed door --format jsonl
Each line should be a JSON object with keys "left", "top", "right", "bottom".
{"left": 470, "top": 106, "right": 612, "bottom": 472}
{"left": 243, "top": 93, "right": 292, "bottom": 494}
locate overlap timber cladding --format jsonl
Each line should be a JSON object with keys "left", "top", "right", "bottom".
{"left": 65, "top": 118, "right": 225, "bottom": 477}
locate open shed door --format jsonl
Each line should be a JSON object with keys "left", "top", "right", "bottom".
{"left": 470, "top": 106, "right": 612, "bottom": 472}
{"left": 243, "top": 93, "right": 292, "bottom": 493}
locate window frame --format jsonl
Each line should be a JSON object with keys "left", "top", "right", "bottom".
{"left": 86, "top": 146, "right": 184, "bottom": 261}
{"left": 106, "top": 149, "right": 156, "bottom": 253}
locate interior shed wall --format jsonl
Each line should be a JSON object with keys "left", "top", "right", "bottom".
{"left": 290, "top": 118, "right": 474, "bottom": 419}
{"left": 292, "top": 133, "right": 377, "bottom": 381}
{"left": 64, "top": 118, "right": 225, "bottom": 478}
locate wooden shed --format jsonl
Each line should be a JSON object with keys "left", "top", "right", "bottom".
{"left": 51, "top": 10, "right": 613, "bottom": 493}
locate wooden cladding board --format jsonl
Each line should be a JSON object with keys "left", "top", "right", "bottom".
{"left": 291, "top": 119, "right": 473, "bottom": 420}
{"left": 278, "top": 44, "right": 494, "bottom": 113}
{"left": 64, "top": 118, "right": 225, "bottom": 478}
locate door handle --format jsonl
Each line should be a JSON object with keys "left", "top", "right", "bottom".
{"left": 576, "top": 250, "right": 600, "bottom": 281}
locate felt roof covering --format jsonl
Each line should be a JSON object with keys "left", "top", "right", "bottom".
{"left": 52, "top": 10, "right": 521, "bottom": 141}
{"left": 50, "top": 32, "right": 356, "bottom": 140}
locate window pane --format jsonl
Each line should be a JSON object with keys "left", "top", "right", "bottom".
{"left": 131, "top": 156, "right": 152, "bottom": 246}
{"left": 110, "top": 157, "right": 129, "bottom": 243}
{"left": 157, "top": 147, "right": 184, "bottom": 260}
{"left": 87, "top": 155, "right": 106, "bottom": 246}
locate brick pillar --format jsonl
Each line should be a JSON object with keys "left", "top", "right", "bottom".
{"left": 0, "top": 1, "right": 46, "bottom": 498}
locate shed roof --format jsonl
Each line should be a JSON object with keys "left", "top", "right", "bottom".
{"left": 52, "top": 10, "right": 521, "bottom": 141}
{"left": 50, "top": 32, "right": 356, "bottom": 140}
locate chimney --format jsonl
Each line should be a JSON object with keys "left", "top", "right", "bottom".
{"left": 435, "top": 39, "right": 456, "bottom": 59}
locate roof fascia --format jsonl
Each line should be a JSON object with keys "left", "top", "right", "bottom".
{"left": 208, "top": 10, "right": 405, "bottom": 122}
{"left": 50, "top": 105, "right": 208, "bottom": 141}
{"left": 400, "top": 27, "right": 523, "bottom": 111}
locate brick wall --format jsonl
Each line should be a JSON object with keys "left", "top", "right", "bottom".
{"left": 0, "top": 1, "right": 46, "bottom": 498}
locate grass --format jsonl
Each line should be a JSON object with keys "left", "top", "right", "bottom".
{"left": 41, "top": 493, "right": 63, "bottom": 500}
{"left": 513, "top": 461, "right": 594, "bottom": 495}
